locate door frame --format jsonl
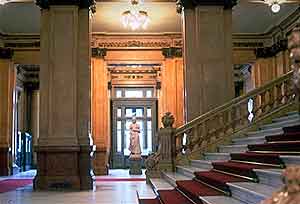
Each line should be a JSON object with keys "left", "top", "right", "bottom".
{"left": 110, "top": 98, "right": 158, "bottom": 169}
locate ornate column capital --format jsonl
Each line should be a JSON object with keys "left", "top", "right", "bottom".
{"left": 176, "top": 0, "right": 237, "bottom": 13}
{"left": 36, "top": 0, "right": 96, "bottom": 12}
{"left": 162, "top": 47, "right": 182, "bottom": 58}
{"left": 0, "top": 48, "right": 13, "bottom": 59}
{"left": 91, "top": 48, "right": 107, "bottom": 59}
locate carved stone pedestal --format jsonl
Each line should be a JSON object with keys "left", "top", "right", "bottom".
{"left": 129, "top": 157, "right": 142, "bottom": 175}
{"left": 33, "top": 146, "right": 93, "bottom": 190}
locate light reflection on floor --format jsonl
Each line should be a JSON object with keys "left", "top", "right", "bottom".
{"left": 0, "top": 169, "right": 156, "bottom": 204}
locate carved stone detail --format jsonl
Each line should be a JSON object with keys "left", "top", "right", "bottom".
{"left": 91, "top": 36, "right": 183, "bottom": 49}
{"left": 91, "top": 48, "right": 107, "bottom": 58}
{"left": 162, "top": 112, "right": 175, "bottom": 128}
{"left": 162, "top": 47, "right": 183, "bottom": 58}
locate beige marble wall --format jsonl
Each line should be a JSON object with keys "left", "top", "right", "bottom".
{"left": 184, "top": 6, "right": 234, "bottom": 121}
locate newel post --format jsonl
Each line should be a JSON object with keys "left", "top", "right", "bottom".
{"left": 145, "top": 112, "right": 176, "bottom": 182}
{"left": 159, "top": 112, "right": 176, "bottom": 172}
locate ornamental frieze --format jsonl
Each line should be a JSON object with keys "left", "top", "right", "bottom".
{"left": 91, "top": 38, "right": 183, "bottom": 49}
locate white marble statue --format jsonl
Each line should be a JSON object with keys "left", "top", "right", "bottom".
{"left": 128, "top": 116, "right": 142, "bottom": 159}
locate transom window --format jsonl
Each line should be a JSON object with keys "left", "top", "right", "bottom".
{"left": 114, "top": 87, "right": 154, "bottom": 98}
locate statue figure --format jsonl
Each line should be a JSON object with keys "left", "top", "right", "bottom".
{"left": 128, "top": 116, "right": 142, "bottom": 159}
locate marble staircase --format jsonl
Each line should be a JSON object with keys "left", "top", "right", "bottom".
{"left": 139, "top": 111, "right": 300, "bottom": 204}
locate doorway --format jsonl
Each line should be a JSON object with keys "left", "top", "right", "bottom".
{"left": 111, "top": 87, "right": 157, "bottom": 169}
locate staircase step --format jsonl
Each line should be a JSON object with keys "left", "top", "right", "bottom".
{"left": 200, "top": 196, "right": 247, "bottom": 204}
{"left": 194, "top": 170, "right": 247, "bottom": 195}
{"left": 230, "top": 152, "right": 285, "bottom": 167}
{"left": 149, "top": 178, "right": 174, "bottom": 194}
{"left": 191, "top": 160, "right": 213, "bottom": 170}
{"left": 212, "top": 161, "right": 276, "bottom": 181}
{"left": 286, "top": 111, "right": 299, "bottom": 116}
{"left": 228, "top": 182, "right": 276, "bottom": 204}
{"left": 204, "top": 153, "right": 230, "bottom": 161}
{"left": 248, "top": 141, "right": 300, "bottom": 154}
{"left": 176, "top": 180, "right": 223, "bottom": 203}
{"left": 280, "top": 155, "right": 300, "bottom": 165}
{"left": 273, "top": 114, "right": 300, "bottom": 122}
{"left": 218, "top": 145, "right": 248, "bottom": 153}
{"left": 254, "top": 169, "right": 283, "bottom": 188}
{"left": 283, "top": 124, "right": 300, "bottom": 134}
{"left": 232, "top": 136, "right": 266, "bottom": 145}
{"left": 158, "top": 189, "right": 194, "bottom": 204}
{"left": 261, "top": 118, "right": 300, "bottom": 130}
{"left": 176, "top": 165, "right": 207, "bottom": 178}
{"left": 139, "top": 198, "right": 161, "bottom": 204}
{"left": 246, "top": 128, "right": 283, "bottom": 137}
{"left": 162, "top": 172, "right": 192, "bottom": 187}
{"left": 266, "top": 132, "right": 300, "bottom": 142}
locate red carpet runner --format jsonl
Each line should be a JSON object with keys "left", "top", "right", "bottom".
{"left": 0, "top": 179, "right": 32, "bottom": 193}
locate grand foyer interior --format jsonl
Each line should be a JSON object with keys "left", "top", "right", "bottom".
{"left": 0, "top": 0, "right": 300, "bottom": 203}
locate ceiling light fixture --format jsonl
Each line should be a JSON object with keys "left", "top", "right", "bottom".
{"left": 0, "top": 0, "right": 9, "bottom": 5}
{"left": 270, "top": 2, "right": 281, "bottom": 13}
{"left": 121, "top": 0, "right": 150, "bottom": 31}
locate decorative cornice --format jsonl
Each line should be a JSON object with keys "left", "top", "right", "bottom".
{"left": 176, "top": 0, "right": 237, "bottom": 13}
{"left": 92, "top": 35, "right": 183, "bottom": 49}
{"left": 255, "top": 39, "right": 288, "bottom": 59}
{"left": 36, "top": 0, "right": 96, "bottom": 12}
{"left": 0, "top": 48, "right": 13, "bottom": 59}
{"left": 162, "top": 47, "right": 183, "bottom": 58}
{"left": 91, "top": 48, "right": 107, "bottom": 58}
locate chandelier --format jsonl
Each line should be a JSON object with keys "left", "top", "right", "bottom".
{"left": 121, "top": 0, "right": 150, "bottom": 30}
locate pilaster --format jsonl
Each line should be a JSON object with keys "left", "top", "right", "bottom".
{"left": 182, "top": 2, "right": 235, "bottom": 121}
{"left": 34, "top": 0, "right": 95, "bottom": 190}
{"left": 91, "top": 49, "right": 110, "bottom": 175}
{"left": 0, "top": 48, "right": 14, "bottom": 176}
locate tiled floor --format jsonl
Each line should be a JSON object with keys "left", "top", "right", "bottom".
{"left": 0, "top": 170, "right": 156, "bottom": 204}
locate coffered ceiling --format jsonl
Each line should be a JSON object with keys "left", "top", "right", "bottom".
{"left": 0, "top": 0, "right": 298, "bottom": 34}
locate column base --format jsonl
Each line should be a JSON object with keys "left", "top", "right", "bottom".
{"left": 93, "top": 148, "right": 109, "bottom": 175}
{"left": 33, "top": 145, "right": 93, "bottom": 190}
{"left": 0, "top": 147, "right": 10, "bottom": 176}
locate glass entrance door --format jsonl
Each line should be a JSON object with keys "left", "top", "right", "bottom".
{"left": 111, "top": 99, "right": 157, "bottom": 169}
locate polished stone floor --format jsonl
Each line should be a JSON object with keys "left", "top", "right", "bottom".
{"left": 0, "top": 170, "right": 156, "bottom": 204}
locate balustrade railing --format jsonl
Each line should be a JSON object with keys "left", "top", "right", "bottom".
{"left": 175, "top": 71, "right": 295, "bottom": 160}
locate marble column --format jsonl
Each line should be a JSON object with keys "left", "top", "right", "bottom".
{"left": 178, "top": 0, "right": 236, "bottom": 121}
{"left": 0, "top": 48, "right": 14, "bottom": 176}
{"left": 34, "top": 0, "right": 95, "bottom": 190}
